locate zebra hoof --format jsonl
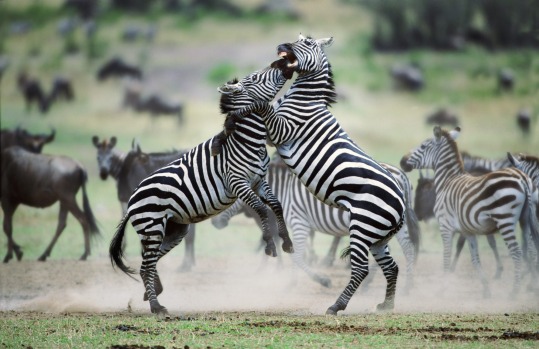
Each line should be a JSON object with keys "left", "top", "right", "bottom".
{"left": 265, "top": 244, "right": 277, "bottom": 257}
{"left": 325, "top": 305, "right": 340, "bottom": 315}
{"left": 282, "top": 241, "right": 294, "bottom": 254}
{"left": 376, "top": 301, "right": 394, "bottom": 312}
{"left": 151, "top": 304, "right": 169, "bottom": 317}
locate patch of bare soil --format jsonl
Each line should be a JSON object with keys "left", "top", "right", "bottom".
{"left": 0, "top": 245, "right": 538, "bottom": 316}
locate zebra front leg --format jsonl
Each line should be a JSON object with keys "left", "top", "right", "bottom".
{"left": 326, "top": 229, "right": 370, "bottom": 315}
{"left": 370, "top": 243, "right": 399, "bottom": 311}
{"left": 499, "top": 228, "right": 523, "bottom": 296}
{"left": 259, "top": 182, "right": 293, "bottom": 254}
{"left": 394, "top": 224, "right": 415, "bottom": 294}
{"left": 466, "top": 235, "right": 491, "bottom": 298}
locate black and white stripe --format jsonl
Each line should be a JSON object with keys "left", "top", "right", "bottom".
{"left": 402, "top": 126, "right": 539, "bottom": 297}
{"left": 109, "top": 66, "right": 294, "bottom": 316}
{"left": 228, "top": 35, "right": 406, "bottom": 315}
{"left": 213, "top": 157, "right": 421, "bottom": 292}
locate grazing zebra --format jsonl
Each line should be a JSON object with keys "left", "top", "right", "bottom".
{"left": 212, "top": 156, "right": 421, "bottom": 292}
{"left": 461, "top": 151, "right": 512, "bottom": 175}
{"left": 401, "top": 126, "right": 539, "bottom": 297}
{"left": 109, "top": 65, "right": 295, "bottom": 316}
{"left": 226, "top": 35, "right": 406, "bottom": 315}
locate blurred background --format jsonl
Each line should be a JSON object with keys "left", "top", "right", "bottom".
{"left": 0, "top": 0, "right": 538, "bottom": 261}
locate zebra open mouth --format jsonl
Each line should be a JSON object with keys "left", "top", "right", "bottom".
{"left": 278, "top": 51, "right": 298, "bottom": 68}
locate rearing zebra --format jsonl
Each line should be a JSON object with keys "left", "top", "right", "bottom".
{"left": 212, "top": 156, "right": 421, "bottom": 293}
{"left": 401, "top": 126, "right": 539, "bottom": 297}
{"left": 227, "top": 35, "right": 406, "bottom": 315}
{"left": 109, "top": 65, "right": 294, "bottom": 316}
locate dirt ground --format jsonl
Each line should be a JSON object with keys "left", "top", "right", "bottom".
{"left": 1, "top": 242, "right": 538, "bottom": 316}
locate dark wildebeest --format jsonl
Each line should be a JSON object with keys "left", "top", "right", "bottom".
{"left": 425, "top": 108, "right": 460, "bottom": 127}
{"left": 0, "top": 127, "right": 55, "bottom": 154}
{"left": 390, "top": 62, "right": 424, "bottom": 91}
{"left": 122, "top": 83, "right": 184, "bottom": 123}
{"left": 91, "top": 136, "right": 195, "bottom": 270}
{"left": 498, "top": 68, "right": 514, "bottom": 92}
{"left": 516, "top": 108, "right": 532, "bottom": 136}
{"left": 97, "top": 57, "right": 142, "bottom": 81}
{"left": 17, "top": 72, "right": 48, "bottom": 113}
{"left": 1, "top": 147, "right": 100, "bottom": 263}
{"left": 48, "top": 76, "right": 75, "bottom": 103}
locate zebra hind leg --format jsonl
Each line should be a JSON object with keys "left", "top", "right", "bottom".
{"left": 326, "top": 230, "right": 370, "bottom": 315}
{"left": 370, "top": 243, "right": 399, "bottom": 312}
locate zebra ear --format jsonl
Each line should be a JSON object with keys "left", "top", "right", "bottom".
{"left": 433, "top": 126, "right": 442, "bottom": 140}
{"left": 449, "top": 126, "right": 461, "bottom": 140}
{"left": 299, "top": 33, "right": 306, "bottom": 40}
{"left": 316, "top": 37, "right": 334, "bottom": 48}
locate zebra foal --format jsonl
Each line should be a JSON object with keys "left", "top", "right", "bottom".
{"left": 109, "top": 66, "right": 294, "bottom": 316}
{"left": 401, "top": 126, "right": 539, "bottom": 297}
{"left": 226, "top": 35, "right": 406, "bottom": 315}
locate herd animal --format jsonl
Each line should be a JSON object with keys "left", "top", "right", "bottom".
{"left": 2, "top": 34, "right": 538, "bottom": 318}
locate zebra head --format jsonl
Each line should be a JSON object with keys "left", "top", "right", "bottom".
{"left": 92, "top": 135, "right": 118, "bottom": 180}
{"left": 274, "top": 34, "right": 334, "bottom": 74}
{"left": 401, "top": 126, "right": 461, "bottom": 172}
{"left": 218, "top": 66, "right": 289, "bottom": 113}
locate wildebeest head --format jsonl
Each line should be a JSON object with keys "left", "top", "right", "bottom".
{"left": 1, "top": 127, "right": 55, "bottom": 153}
{"left": 92, "top": 135, "right": 118, "bottom": 180}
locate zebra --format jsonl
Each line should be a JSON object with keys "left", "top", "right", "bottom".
{"left": 212, "top": 156, "right": 421, "bottom": 293}
{"left": 401, "top": 126, "right": 539, "bottom": 297}
{"left": 507, "top": 153, "right": 539, "bottom": 188}
{"left": 226, "top": 35, "right": 406, "bottom": 315}
{"left": 109, "top": 65, "right": 295, "bottom": 316}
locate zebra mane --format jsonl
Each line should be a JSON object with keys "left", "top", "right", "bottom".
{"left": 519, "top": 154, "right": 539, "bottom": 163}
{"left": 439, "top": 128, "right": 465, "bottom": 171}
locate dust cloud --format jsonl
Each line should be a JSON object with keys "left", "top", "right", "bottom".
{"left": 1, "top": 242, "right": 537, "bottom": 316}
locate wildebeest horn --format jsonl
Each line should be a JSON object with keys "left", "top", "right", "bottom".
{"left": 47, "top": 128, "right": 56, "bottom": 142}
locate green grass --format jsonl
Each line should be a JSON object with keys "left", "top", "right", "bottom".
{"left": 1, "top": 312, "right": 538, "bottom": 348}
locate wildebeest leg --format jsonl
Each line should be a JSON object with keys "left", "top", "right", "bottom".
{"left": 486, "top": 234, "right": 503, "bottom": 279}
{"left": 65, "top": 198, "right": 92, "bottom": 260}
{"left": 450, "top": 234, "right": 465, "bottom": 272}
{"left": 178, "top": 225, "right": 195, "bottom": 272}
{"left": 2, "top": 204, "right": 23, "bottom": 263}
{"left": 370, "top": 243, "right": 399, "bottom": 311}
{"left": 38, "top": 203, "right": 68, "bottom": 261}
{"left": 258, "top": 181, "right": 293, "bottom": 254}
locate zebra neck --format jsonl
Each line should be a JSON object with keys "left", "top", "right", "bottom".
{"left": 110, "top": 150, "right": 126, "bottom": 180}
{"left": 433, "top": 145, "right": 465, "bottom": 187}
{"left": 289, "top": 61, "right": 336, "bottom": 107}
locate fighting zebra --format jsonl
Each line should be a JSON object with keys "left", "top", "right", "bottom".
{"left": 212, "top": 156, "right": 421, "bottom": 293}
{"left": 401, "top": 126, "right": 539, "bottom": 297}
{"left": 227, "top": 35, "right": 406, "bottom": 315}
{"left": 109, "top": 65, "right": 295, "bottom": 316}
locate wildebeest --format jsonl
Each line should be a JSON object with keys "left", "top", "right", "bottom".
{"left": 17, "top": 72, "right": 48, "bottom": 113}
{"left": 516, "top": 108, "right": 532, "bottom": 136}
{"left": 425, "top": 108, "right": 460, "bottom": 127}
{"left": 390, "top": 62, "right": 424, "bottom": 91}
{"left": 122, "top": 83, "right": 184, "bottom": 123}
{"left": 48, "top": 76, "right": 75, "bottom": 103}
{"left": 92, "top": 136, "right": 195, "bottom": 270}
{"left": 97, "top": 57, "right": 143, "bottom": 81}
{"left": 498, "top": 68, "right": 514, "bottom": 92}
{"left": 0, "top": 127, "right": 55, "bottom": 154}
{"left": 1, "top": 147, "right": 100, "bottom": 263}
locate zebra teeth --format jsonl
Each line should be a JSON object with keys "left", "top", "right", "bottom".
{"left": 287, "top": 61, "right": 298, "bottom": 68}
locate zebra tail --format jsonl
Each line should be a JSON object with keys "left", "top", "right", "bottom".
{"left": 109, "top": 215, "right": 138, "bottom": 279}
{"left": 404, "top": 195, "right": 421, "bottom": 262}
{"left": 340, "top": 246, "right": 351, "bottom": 261}
{"left": 80, "top": 169, "right": 101, "bottom": 237}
